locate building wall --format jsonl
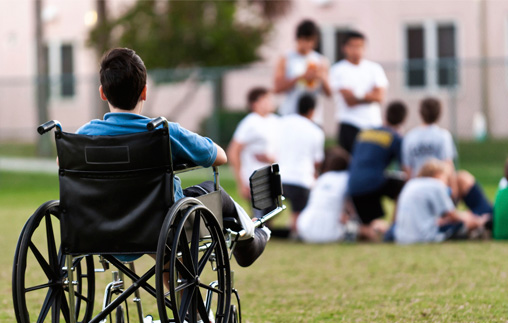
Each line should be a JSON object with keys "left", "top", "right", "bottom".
{"left": 1, "top": 0, "right": 508, "bottom": 143}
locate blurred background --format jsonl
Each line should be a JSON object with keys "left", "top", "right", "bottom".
{"left": 0, "top": 0, "right": 505, "bottom": 157}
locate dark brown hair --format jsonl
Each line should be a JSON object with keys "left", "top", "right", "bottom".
{"left": 386, "top": 101, "right": 408, "bottom": 126}
{"left": 100, "top": 48, "right": 147, "bottom": 111}
{"left": 321, "top": 147, "right": 350, "bottom": 173}
{"left": 247, "top": 87, "right": 269, "bottom": 111}
{"left": 296, "top": 19, "right": 319, "bottom": 39}
{"left": 420, "top": 97, "right": 442, "bottom": 124}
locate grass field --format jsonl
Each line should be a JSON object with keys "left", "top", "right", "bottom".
{"left": 2, "top": 139, "right": 508, "bottom": 322}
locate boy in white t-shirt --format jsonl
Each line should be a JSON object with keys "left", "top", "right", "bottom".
{"left": 228, "top": 87, "right": 280, "bottom": 217}
{"left": 329, "top": 31, "right": 389, "bottom": 153}
{"left": 278, "top": 93, "right": 325, "bottom": 235}
{"left": 395, "top": 159, "right": 489, "bottom": 244}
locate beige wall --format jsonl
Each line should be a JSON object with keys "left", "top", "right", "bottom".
{"left": 2, "top": 0, "right": 508, "bottom": 142}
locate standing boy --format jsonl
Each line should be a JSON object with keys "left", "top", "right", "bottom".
{"left": 278, "top": 93, "right": 325, "bottom": 235}
{"left": 348, "top": 101, "right": 408, "bottom": 241}
{"left": 274, "top": 19, "right": 331, "bottom": 124}
{"left": 227, "top": 87, "right": 280, "bottom": 216}
{"left": 329, "top": 31, "right": 389, "bottom": 153}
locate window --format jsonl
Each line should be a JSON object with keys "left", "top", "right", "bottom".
{"left": 318, "top": 26, "right": 350, "bottom": 64}
{"left": 45, "top": 42, "right": 76, "bottom": 99}
{"left": 406, "top": 26, "right": 426, "bottom": 87}
{"left": 405, "top": 22, "right": 458, "bottom": 88}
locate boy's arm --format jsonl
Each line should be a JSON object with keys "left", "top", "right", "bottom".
{"left": 212, "top": 143, "right": 227, "bottom": 166}
{"left": 227, "top": 140, "right": 250, "bottom": 199}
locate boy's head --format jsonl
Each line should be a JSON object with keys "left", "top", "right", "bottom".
{"left": 342, "top": 31, "right": 366, "bottom": 64}
{"left": 99, "top": 48, "right": 147, "bottom": 111}
{"left": 321, "top": 147, "right": 349, "bottom": 173}
{"left": 298, "top": 93, "right": 316, "bottom": 118}
{"left": 295, "top": 19, "right": 319, "bottom": 55}
{"left": 417, "top": 159, "right": 448, "bottom": 183}
{"left": 247, "top": 87, "right": 273, "bottom": 115}
{"left": 420, "top": 97, "right": 442, "bottom": 124}
{"left": 385, "top": 101, "right": 408, "bottom": 127}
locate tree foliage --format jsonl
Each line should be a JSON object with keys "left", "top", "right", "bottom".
{"left": 88, "top": 0, "right": 289, "bottom": 69}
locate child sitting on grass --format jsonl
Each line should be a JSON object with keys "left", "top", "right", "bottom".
{"left": 394, "top": 159, "right": 489, "bottom": 244}
{"left": 296, "top": 147, "right": 351, "bottom": 243}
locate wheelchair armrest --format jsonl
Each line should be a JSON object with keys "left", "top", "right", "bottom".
{"left": 173, "top": 162, "right": 202, "bottom": 174}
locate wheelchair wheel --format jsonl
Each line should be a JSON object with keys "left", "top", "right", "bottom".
{"left": 12, "top": 200, "right": 95, "bottom": 323}
{"left": 156, "top": 198, "right": 231, "bottom": 323}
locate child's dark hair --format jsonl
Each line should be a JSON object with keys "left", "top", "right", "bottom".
{"left": 296, "top": 19, "right": 319, "bottom": 39}
{"left": 386, "top": 101, "right": 408, "bottom": 126}
{"left": 100, "top": 48, "right": 147, "bottom": 111}
{"left": 247, "top": 87, "right": 269, "bottom": 111}
{"left": 342, "top": 30, "right": 366, "bottom": 45}
{"left": 321, "top": 147, "right": 349, "bottom": 173}
{"left": 420, "top": 97, "right": 441, "bottom": 124}
{"left": 298, "top": 93, "right": 316, "bottom": 116}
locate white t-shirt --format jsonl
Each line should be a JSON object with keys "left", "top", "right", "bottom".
{"left": 329, "top": 59, "right": 388, "bottom": 129}
{"left": 402, "top": 125, "right": 457, "bottom": 178}
{"left": 232, "top": 112, "right": 280, "bottom": 184}
{"left": 296, "top": 171, "right": 348, "bottom": 243}
{"left": 278, "top": 114, "right": 325, "bottom": 189}
{"left": 394, "top": 177, "right": 455, "bottom": 244}
{"left": 279, "top": 50, "right": 326, "bottom": 124}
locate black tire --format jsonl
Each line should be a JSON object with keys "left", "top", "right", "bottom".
{"left": 156, "top": 198, "right": 231, "bottom": 323}
{"left": 229, "top": 305, "right": 238, "bottom": 323}
{"left": 12, "top": 200, "right": 95, "bottom": 323}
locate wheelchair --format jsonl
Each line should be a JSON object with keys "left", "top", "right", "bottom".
{"left": 12, "top": 117, "right": 285, "bottom": 323}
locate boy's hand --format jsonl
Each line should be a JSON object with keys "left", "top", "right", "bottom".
{"left": 340, "top": 89, "right": 358, "bottom": 107}
{"left": 254, "top": 153, "right": 275, "bottom": 164}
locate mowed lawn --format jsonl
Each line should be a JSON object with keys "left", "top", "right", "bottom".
{"left": 2, "top": 139, "right": 508, "bottom": 322}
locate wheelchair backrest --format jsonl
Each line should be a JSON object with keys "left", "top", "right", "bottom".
{"left": 56, "top": 128, "right": 174, "bottom": 255}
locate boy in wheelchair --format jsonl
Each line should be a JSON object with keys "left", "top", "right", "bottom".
{"left": 77, "top": 47, "right": 270, "bottom": 268}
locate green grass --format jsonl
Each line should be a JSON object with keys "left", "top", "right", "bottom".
{"left": 3, "top": 139, "right": 508, "bottom": 322}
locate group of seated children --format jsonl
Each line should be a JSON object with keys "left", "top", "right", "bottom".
{"left": 288, "top": 95, "right": 496, "bottom": 244}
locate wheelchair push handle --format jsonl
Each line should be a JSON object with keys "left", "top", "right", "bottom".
{"left": 147, "top": 117, "right": 169, "bottom": 131}
{"left": 37, "top": 120, "right": 62, "bottom": 135}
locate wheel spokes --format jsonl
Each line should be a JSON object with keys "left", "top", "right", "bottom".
{"left": 173, "top": 257, "right": 194, "bottom": 280}
{"left": 45, "top": 214, "right": 59, "bottom": 272}
{"left": 174, "top": 280, "right": 194, "bottom": 294}
{"left": 29, "top": 242, "right": 57, "bottom": 281}
{"left": 51, "top": 288, "right": 62, "bottom": 323}
{"left": 178, "top": 230, "right": 195, "bottom": 276}
{"left": 25, "top": 282, "right": 58, "bottom": 293}
{"left": 197, "top": 240, "right": 217, "bottom": 276}
{"left": 61, "top": 293, "right": 71, "bottom": 323}
{"left": 178, "top": 287, "right": 196, "bottom": 321}
{"left": 198, "top": 282, "right": 223, "bottom": 295}
{"left": 190, "top": 211, "right": 201, "bottom": 272}
{"left": 37, "top": 287, "right": 56, "bottom": 323}
{"left": 196, "top": 291, "right": 209, "bottom": 323}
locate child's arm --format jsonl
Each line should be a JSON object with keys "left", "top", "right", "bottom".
{"left": 212, "top": 143, "right": 227, "bottom": 166}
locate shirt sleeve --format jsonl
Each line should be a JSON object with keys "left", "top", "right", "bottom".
{"left": 443, "top": 131, "right": 458, "bottom": 161}
{"left": 434, "top": 183, "right": 456, "bottom": 216}
{"left": 401, "top": 137, "right": 411, "bottom": 169}
{"left": 373, "top": 63, "right": 389, "bottom": 89}
{"left": 170, "top": 123, "right": 217, "bottom": 167}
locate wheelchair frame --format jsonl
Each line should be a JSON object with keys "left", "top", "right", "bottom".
{"left": 12, "top": 117, "right": 285, "bottom": 323}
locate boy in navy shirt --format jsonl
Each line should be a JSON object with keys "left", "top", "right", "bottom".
{"left": 348, "top": 101, "right": 407, "bottom": 240}
{"left": 77, "top": 48, "right": 269, "bottom": 267}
